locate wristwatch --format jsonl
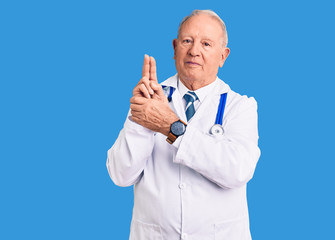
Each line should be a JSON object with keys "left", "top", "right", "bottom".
{"left": 166, "top": 119, "right": 187, "bottom": 144}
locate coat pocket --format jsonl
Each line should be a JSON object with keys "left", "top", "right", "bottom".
{"left": 129, "top": 219, "right": 163, "bottom": 240}
{"left": 214, "top": 217, "right": 251, "bottom": 240}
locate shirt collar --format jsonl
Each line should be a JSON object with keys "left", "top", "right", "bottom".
{"left": 160, "top": 73, "right": 231, "bottom": 96}
{"left": 178, "top": 77, "right": 218, "bottom": 103}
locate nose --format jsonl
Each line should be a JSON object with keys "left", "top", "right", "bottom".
{"left": 188, "top": 42, "right": 200, "bottom": 57}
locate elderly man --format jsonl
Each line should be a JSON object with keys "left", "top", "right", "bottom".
{"left": 107, "top": 9, "right": 260, "bottom": 240}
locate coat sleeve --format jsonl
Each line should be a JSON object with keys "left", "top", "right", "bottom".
{"left": 174, "top": 96, "right": 261, "bottom": 189}
{"left": 106, "top": 111, "right": 155, "bottom": 187}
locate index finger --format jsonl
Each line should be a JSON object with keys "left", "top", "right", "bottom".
{"left": 149, "top": 56, "right": 158, "bottom": 82}
{"left": 142, "top": 54, "right": 150, "bottom": 78}
{"left": 130, "top": 96, "right": 148, "bottom": 105}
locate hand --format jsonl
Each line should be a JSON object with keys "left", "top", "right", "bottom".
{"left": 133, "top": 54, "right": 158, "bottom": 99}
{"left": 131, "top": 54, "right": 177, "bottom": 135}
{"left": 130, "top": 96, "right": 179, "bottom": 136}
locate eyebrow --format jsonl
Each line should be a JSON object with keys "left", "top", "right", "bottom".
{"left": 202, "top": 38, "right": 214, "bottom": 43}
{"left": 180, "top": 35, "right": 215, "bottom": 41}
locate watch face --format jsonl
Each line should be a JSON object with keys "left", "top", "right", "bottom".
{"left": 171, "top": 121, "right": 186, "bottom": 136}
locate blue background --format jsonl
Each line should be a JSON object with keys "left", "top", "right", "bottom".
{"left": 1, "top": 0, "right": 334, "bottom": 239}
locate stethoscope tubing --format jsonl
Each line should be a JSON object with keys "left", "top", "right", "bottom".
{"left": 215, "top": 93, "right": 227, "bottom": 125}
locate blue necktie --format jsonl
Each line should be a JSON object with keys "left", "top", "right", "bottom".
{"left": 184, "top": 91, "right": 198, "bottom": 121}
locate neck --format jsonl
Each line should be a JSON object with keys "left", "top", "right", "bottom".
{"left": 179, "top": 76, "right": 216, "bottom": 91}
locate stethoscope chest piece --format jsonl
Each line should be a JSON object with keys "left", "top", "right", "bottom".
{"left": 210, "top": 124, "right": 224, "bottom": 136}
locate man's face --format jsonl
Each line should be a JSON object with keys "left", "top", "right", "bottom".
{"left": 173, "top": 14, "right": 230, "bottom": 86}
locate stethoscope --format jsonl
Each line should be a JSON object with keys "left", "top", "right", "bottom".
{"left": 162, "top": 86, "right": 227, "bottom": 136}
{"left": 210, "top": 92, "right": 227, "bottom": 136}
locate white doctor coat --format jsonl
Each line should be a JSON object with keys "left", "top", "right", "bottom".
{"left": 107, "top": 74, "right": 261, "bottom": 240}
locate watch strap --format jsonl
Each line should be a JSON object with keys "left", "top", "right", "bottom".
{"left": 166, "top": 132, "right": 177, "bottom": 144}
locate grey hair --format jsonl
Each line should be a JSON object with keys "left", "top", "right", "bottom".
{"left": 177, "top": 9, "right": 228, "bottom": 48}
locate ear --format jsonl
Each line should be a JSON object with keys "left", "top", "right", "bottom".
{"left": 219, "top": 47, "right": 230, "bottom": 68}
{"left": 172, "top": 39, "right": 177, "bottom": 59}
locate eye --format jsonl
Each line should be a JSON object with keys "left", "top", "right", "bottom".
{"left": 203, "top": 42, "right": 211, "bottom": 47}
{"left": 183, "top": 39, "right": 192, "bottom": 44}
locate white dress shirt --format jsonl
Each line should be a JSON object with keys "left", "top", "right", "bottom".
{"left": 178, "top": 76, "right": 217, "bottom": 112}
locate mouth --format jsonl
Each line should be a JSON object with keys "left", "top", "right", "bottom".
{"left": 185, "top": 61, "right": 201, "bottom": 66}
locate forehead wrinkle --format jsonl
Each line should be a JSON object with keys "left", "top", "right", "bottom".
{"left": 179, "top": 29, "right": 217, "bottom": 41}
{"left": 179, "top": 17, "right": 223, "bottom": 43}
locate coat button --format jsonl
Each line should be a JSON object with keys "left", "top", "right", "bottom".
{"left": 181, "top": 233, "right": 188, "bottom": 239}
{"left": 179, "top": 183, "right": 186, "bottom": 189}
